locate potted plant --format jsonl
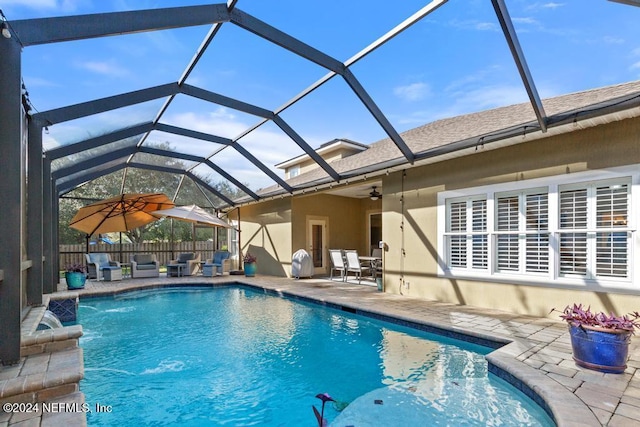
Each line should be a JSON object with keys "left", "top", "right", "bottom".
{"left": 243, "top": 253, "right": 257, "bottom": 277}
{"left": 552, "top": 304, "right": 640, "bottom": 373}
{"left": 65, "top": 263, "right": 87, "bottom": 290}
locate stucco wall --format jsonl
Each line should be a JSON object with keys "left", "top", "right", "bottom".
{"left": 238, "top": 198, "right": 292, "bottom": 277}
{"left": 381, "top": 117, "right": 640, "bottom": 318}
{"left": 291, "top": 194, "right": 369, "bottom": 275}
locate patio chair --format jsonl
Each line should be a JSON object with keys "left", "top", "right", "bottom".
{"left": 85, "top": 253, "right": 122, "bottom": 281}
{"left": 168, "top": 252, "right": 201, "bottom": 276}
{"left": 329, "top": 249, "right": 346, "bottom": 282}
{"left": 203, "top": 251, "right": 231, "bottom": 276}
{"left": 344, "top": 250, "right": 371, "bottom": 284}
{"left": 371, "top": 248, "right": 383, "bottom": 272}
{"left": 130, "top": 253, "right": 160, "bottom": 278}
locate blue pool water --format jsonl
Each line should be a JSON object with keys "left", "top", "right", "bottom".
{"left": 78, "top": 286, "right": 554, "bottom": 426}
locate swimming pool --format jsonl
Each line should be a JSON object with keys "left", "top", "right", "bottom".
{"left": 78, "top": 286, "right": 554, "bottom": 426}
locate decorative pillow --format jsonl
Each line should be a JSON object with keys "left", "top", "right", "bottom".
{"left": 135, "top": 254, "right": 154, "bottom": 265}
{"left": 178, "top": 253, "right": 195, "bottom": 262}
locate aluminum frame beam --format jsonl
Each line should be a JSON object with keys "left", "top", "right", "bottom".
{"left": 342, "top": 69, "right": 415, "bottom": 162}
{"left": 0, "top": 33, "right": 23, "bottom": 364}
{"left": 181, "top": 84, "right": 341, "bottom": 180}
{"left": 52, "top": 147, "right": 137, "bottom": 180}
{"left": 272, "top": 116, "right": 341, "bottom": 181}
{"left": 232, "top": 143, "right": 293, "bottom": 193}
{"left": 47, "top": 122, "right": 154, "bottom": 160}
{"left": 229, "top": 9, "right": 344, "bottom": 74}
{"left": 186, "top": 172, "right": 235, "bottom": 207}
{"left": 9, "top": 4, "right": 230, "bottom": 46}
{"left": 491, "top": 0, "right": 547, "bottom": 132}
{"left": 203, "top": 159, "right": 259, "bottom": 200}
{"left": 181, "top": 84, "right": 275, "bottom": 119}
{"left": 139, "top": 146, "right": 258, "bottom": 200}
{"left": 57, "top": 164, "right": 126, "bottom": 195}
{"left": 33, "top": 83, "right": 178, "bottom": 125}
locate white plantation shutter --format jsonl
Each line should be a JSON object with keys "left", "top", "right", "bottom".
{"left": 446, "top": 198, "right": 486, "bottom": 271}
{"left": 595, "top": 184, "right": 628, "bottom": 278}
{"left": 496, "top": 196, "right": 519, "bottom": 271}
{"left": 471, "top": 200, "right": 487, "bottom": 269}
{"left": 448, "top": 201, "right": 467, "bottom": 268}
{"left": 559, "top": 188, "right": 588, "bottom": 276}
{"left": 525, "top": 193, "right": 548, "bottom": 273}
{"left": 495, "top": 192, "right": 548, "bottom": 273}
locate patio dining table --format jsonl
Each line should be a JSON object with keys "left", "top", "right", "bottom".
{"left": 359, "top": 256, "right": 382, "bottom": 278}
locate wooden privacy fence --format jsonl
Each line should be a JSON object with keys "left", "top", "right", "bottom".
{"left": 59, "top": 241, "right": 219, "bottom": 269}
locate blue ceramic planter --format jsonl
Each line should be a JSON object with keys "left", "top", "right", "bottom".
{"left": 569, "top": 324, "right": 631, "bottom": 374}
{"left": 65, "top": 271, "right": 86, "bottom": 290}
{"left": 244, "top": 262, "right": 257, "bottom": 277}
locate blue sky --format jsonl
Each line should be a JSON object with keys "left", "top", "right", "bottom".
{"left": 3, "top": 0, "right": 640, "bottom": 190}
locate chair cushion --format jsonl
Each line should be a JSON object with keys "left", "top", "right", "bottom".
{"left": 213, "top": 251, "right": 229, "bottom": 264}
{"left": 89, "top": 253, "right": 111, "bottom": 268}
{"left": 137, "top": 264, "right": 157, "bottom": 270}
{"left": 178, "top": 253, "right": 195, "bottom": 262}
{"left": 134, "top": 254, "right": 155, "bottom": 265}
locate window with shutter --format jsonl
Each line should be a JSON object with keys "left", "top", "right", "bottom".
{"left": 445, "top": 197, "right": 487, "bottom": 271}
{"left": 495, "top": 191, "right": 548, "bottom": 274}
{"left": 595, "top": 183, "right": 628, "bottom": 278}
{"left": 439, "top": 170, "right": 634, "bottom": 287}
{"left": 558, "top": 181, "right": 630, "bottom": 280}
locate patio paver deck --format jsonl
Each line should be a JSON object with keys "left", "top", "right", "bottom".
{"left": 3, "top": 274, "right": 638, "bottom": 426}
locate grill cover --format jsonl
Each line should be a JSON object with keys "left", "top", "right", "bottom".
{"left": 291, "top": 249, "right": 314, "bottom": 279}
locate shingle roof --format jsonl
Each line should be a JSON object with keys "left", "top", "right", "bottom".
{"left": 253, "top": 80, "right": 640, "bottom": 198}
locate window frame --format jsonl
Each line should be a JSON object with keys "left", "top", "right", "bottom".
{"left": 437, "top": 165, "right": 639, "bottom": 291}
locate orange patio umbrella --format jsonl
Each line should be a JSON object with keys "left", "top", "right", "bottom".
{"left": 69, "top": 193, "right": 175, "bottom": 237}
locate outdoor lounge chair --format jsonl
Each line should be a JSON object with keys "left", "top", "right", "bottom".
{"left": 168, "top": 252, "right": 201, "bottom": 276}
{"left": 329, "top": 249, "right": 346, "bottom": 281}
{"left": 203, "top": 251, "right": 231, "bottom": 276}
{"left": 130, "top": 253, "right": 160, "bottom": 278}
{"left": 85, "top": 252, "right": 122, "bottom": 281}
{"left": 344, "top": 250, "right": 371, "bottom": 284}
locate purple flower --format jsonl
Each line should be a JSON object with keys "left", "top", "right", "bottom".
{"left": 315, "top": 393, "right": 335, "bottom": 403}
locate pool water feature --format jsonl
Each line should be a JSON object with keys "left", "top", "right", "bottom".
{"left": 78, "top": 286, "right": 554, "bottom": 426}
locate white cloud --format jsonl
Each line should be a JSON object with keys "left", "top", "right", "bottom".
{"left": 541, "top": 2, "right": 564, "bottom": 10}
{"left": 23, "top": 76, "right": 59, "bottom": 87}
{"left": 513, "top": 17, "right": 539, "bottom": 26}
{"left": 2, "top": 0, "right": 57, "bottom": 7}
{"left": 393, "top": 82, "right": 430, "bottom": 102}
{"left": 2, "top": 0, "right": 81, "bottom": 11}
{"left": 449, "top": 19, "right": 499, "bottom": 32}
{"left": 525, "top": 2, "right": 565, "bottom": 12}
{"left": 159, "top": 108, "right": 303, "bottom": 189}
{"left": 76, "top": 60, "right": 129, "bottom": 77}
{"left": 630, "top": 61, "right": 640, "bottom": 71}
{"left": 396, "top": 84, "right": 529, "bottom": 126}
{"left": 603, "top": 36, "right": 624, "bottom": 45}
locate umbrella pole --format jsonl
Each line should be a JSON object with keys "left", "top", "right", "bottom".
{"left": 170, "top": 219, "right": 175, "bottom": 260}
{"left": 85, "top": 234, "right": 90, "bottom": 254}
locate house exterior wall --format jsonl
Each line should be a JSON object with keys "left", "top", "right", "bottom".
{"left": 237, "top": 198, "right": 292, "bottom": 277}
{"left": 381, "top": 117, "right": 640, "bottom": 318}
{"left": 286, "top": 147, "right": 366, "bottom": 177}
{"left": 291, "top": 194, "right": 368, "bottom": 275}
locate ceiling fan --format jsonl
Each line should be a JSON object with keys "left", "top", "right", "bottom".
{"left": 369, "top": 186, "right": 381, "bottom": 201}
